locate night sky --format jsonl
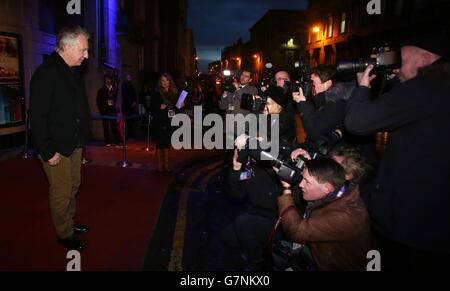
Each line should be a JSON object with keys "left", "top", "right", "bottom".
{"left": 187, "top": 0, "right": 308, "bottom": 73}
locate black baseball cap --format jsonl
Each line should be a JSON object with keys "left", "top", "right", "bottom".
{"left": 397, "top": 33, "right": 450, "bottom": 57}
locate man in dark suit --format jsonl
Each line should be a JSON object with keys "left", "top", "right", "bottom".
{"left": 30, "top": 26, "right": 91, "bottom": 251}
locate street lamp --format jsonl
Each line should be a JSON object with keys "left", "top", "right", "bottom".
{"left": 313, "top": 26, "right": 320, "bottom": 33}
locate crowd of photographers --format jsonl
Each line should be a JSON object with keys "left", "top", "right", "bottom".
{"left": 218, "top": 33, "right": 450, "bottom": 271}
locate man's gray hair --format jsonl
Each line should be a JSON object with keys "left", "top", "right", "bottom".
{"left": 55, "top": 26, "right": 89, "bottom": 53}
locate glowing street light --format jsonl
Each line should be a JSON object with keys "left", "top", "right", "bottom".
{"left": 313, "top": 26, "right": 320, "bottom": 33}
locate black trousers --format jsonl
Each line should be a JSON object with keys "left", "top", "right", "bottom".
{"left": 222, "top": 213, "right": 277, "bottom": 263}
{"left": 102, "top": 118, "right": 120, "bottom": 144}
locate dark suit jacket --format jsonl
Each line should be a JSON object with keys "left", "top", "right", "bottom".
{"left": 30, "top": 52, "right": 91, "bottom": 161}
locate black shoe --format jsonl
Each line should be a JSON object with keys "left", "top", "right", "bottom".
{"left": 73, "top": 224, "right": 90, "bottom": 234}
{"left": 58, "top": 235, "right": 86, "bottom": 251}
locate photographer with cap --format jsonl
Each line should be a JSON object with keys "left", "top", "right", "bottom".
{"left": 345, "top": 33, "right": 450, "bottom": 271}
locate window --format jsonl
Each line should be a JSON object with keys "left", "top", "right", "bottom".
{"left": 327, "top": 15, "right": 333, "bottom": 38}
{"left": 339, "top": 12, "right": 346, "bottom": 34}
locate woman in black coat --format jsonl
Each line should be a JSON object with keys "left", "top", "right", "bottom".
{"left": 151, "top": 73, "right": 183, "bottom": 172}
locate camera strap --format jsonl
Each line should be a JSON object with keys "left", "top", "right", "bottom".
{"left": 268, "top": 204, "right": 297, "bottom": 253}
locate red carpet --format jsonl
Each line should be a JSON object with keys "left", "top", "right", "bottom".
{"left": 0, "top": 158, "right": 171, "bottom": 271}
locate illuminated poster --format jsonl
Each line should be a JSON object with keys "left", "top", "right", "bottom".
{"left": 0, "top": 33, "right": 23, "bottom": 126}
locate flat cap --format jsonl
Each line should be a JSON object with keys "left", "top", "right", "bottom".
{"left": 397, "top": 33, "right": 450, "bottom": 57}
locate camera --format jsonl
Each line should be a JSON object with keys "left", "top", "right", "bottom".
{"left": 239, "top": 128, "right": 342, "bottom": 185}
{"left": 337, "top": 44, "right": 400, "bottom": 75}
{"left": 260, "top": 63, "right": 276, "bottom": 88}
{"left": 239, "top": 138, "right": 306, "bottom": 185}
{"left": 221, "top": 76, "right": 238, "bottom": 93}
{"left": 306, "top": 129, "right": 343, "bottom": 157}
{"left": 285, "top": 61, "right": 313, "bottom": 99}
{"left": 240, "top": 92, "right": 267, "bottom": 113}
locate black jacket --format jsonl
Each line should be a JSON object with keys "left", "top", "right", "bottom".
{"left": 121, "top": 81, "right": 137, "bottom": 115}
{"left": 150, "top": 90, "right": 182, "bottom": 131}
{"left": 29, "top": 52, "right": 91, "bottom": 161}
{"left": 229, "top": 163, "right": 280, "bottom": 219}
{"left": 345, "top": 58, "right": 450, "bottom": 253}
{"left": 96, "top": 85, "right": 118, "bottom": 116}
{"left": 297, "top": 82, "right": 354, "bottom": 142}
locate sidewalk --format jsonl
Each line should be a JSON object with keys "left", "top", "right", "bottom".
{"left": 0, "top": 136, "right": 220, "bottom": 270}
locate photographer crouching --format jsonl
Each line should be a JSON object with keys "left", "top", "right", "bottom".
{"left": 273, "top": 148, "right": 371, "bottom": 271}
{"left": 220, "top": 85, "right": 297, "bottom": 271}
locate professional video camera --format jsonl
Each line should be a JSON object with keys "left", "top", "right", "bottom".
{"left": 260, "top": 63, "right": 276, "bottom": 88}
{"left": 220, "top": 76, "right": 238, "bottom": 93}
{"left": 337, "top": 44, "right": 400, "bottom": 77}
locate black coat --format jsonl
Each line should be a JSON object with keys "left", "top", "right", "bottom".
{"left": 121, "top": 81, "right": 137, "bottom": 115}
{"left": 345, "top": 59, "right": 450, "bottom": 253}
{"left": 150, "top": 90, "right": 181, "bottom": 131}
{"left": 297, "top": 83, "right": 351, "bottom": 142}
{"left": 229, "top": 163, "right": 281, "bottom": 219}
{"left": 29, "top": 52, "right": 91, "bottom": 161}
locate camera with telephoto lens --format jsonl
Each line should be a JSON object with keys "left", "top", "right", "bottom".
{"left": 309, "top": 129, "right": 342, "bottom": 157}
{"left": 337, "top": 44, "right": 400, "bottom": 75}
{"left": 238, "top": 139, "right": 306, "bottom": 185}
{"left": 284, "top": 61, "right": 313, "bottom": 99}
{"left": 239, "top": 128, "right": 342, "bottom": 185}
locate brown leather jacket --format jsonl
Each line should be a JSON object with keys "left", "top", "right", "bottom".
{"left": 277, "top": 184, "right": 370, "bottom": 271}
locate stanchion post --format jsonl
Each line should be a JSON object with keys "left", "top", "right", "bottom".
{"left": 22, "top": 109, "right": 29, "bottom": 159}
{"left": 143, "top": 114, "right": 153, "bottom": 152}
{"left": 121, "top": 115, "right": 128, "bottom": 167}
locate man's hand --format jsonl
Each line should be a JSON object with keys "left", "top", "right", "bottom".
{"left": 291, "top": 148, "right": 311, "bottom": 161}
{"left": 48, "top": 152, "right": 62, "bottom": 166}
{"left": 233, "top": 149, "right": 243, "bottom": 171}
{"left": 292, "top": 87, "right": 306, "bottom": 103}
{"left": 160, "top": 104, "right": 167, "bottom": 110}
{"left": 357, "top": 65, "right": 377, "bottom": 88}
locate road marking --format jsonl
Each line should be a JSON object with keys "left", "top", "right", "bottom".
{"left": 168, "top": 161, "right": 222, "bottom": 271}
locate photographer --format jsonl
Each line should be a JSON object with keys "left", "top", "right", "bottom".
{"left": 345, "top": 34, "right": 450, "bottom": 271}
{"left": 260, "top": 86, "right": 297, "bottom": 149}
{"left": 219, "top": 69, "right": 258, "bottom": 166}
{"left": 293, "top": 65, "right": 351, "bottom": 143}
{"left": 220, "top": 86, "right": 297, "bottom": 270}
{"left": 275, "top": 157, "right": 371, "bottom": 271}
{"left": 218, "top": 69, "right": 258, "bottom": 116}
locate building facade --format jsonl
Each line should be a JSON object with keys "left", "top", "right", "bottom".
{"left": 0, "top": 0, "right": 196, "bottom": 146}
{"left": 305, "top": 0, "right": 450, "bottom": 67}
